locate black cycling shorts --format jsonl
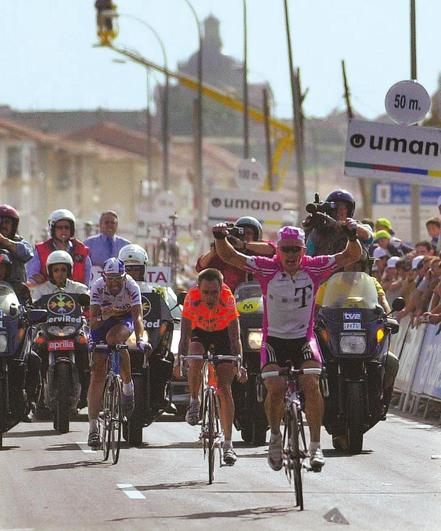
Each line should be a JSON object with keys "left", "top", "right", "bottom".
{"left": 190, "top": 327, "right": 232, "bottom": 362}
{"left": 263, "top": 336, "right": 318, "bottom": 369}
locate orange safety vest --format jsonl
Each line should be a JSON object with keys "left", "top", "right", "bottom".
{"left": 36, "top": 239, "right": 89, "bottom": 284}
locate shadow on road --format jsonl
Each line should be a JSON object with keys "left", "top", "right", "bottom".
{"left": 45, "top": 443, "right": 85, "bottom": 451}
{"left": 4, "top": 429, "right": 62, "bottom": 438}
{"left": 27, "top": 460, "right": 106, "bottom": 471}
{"left": 135, "top": 480, "right": 208, "bottom": 491}
{"left": 323, "top": 449, "right": 373, "bottom": 458}
{"left": 0, "top": 445, "right": 20, "bottom": 451}
{"left": 133, "top": 441, "right": 201, "bottom": 450}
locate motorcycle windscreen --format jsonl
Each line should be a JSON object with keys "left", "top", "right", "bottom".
{"left": 321, "top": 272, "right": 378, "bottom": 309}
{"left": 0, "top": 282, "right": 20, "bottom": 315}
{"left": 235, "top": 281, "right": 263, "bottom": 315}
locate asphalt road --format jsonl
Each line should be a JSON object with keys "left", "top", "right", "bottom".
{"left": 0, "top": 411, "right": 440, "bottom": 531}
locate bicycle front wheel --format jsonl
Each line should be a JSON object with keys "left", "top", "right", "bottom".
{"left": 110, "top": 377, "right": 122, "bottom": 464}
{"left": 101, "top": 376, "right": 113, "bottom": 461}
{"left": 286, "top": 404, "right": 304, "bottom": 510}
{"left": 206, "top": 388, "right": 216, "bottom": 485}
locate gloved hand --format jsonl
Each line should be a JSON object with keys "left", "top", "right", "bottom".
{"left": 212, "top": 223, "right": 229, "bottom": 240}
{"left": 342, "top": 218, "right": 358, "bottom": 240}
{"left": 137, "top": 340, "right": 152, "bottom": 354}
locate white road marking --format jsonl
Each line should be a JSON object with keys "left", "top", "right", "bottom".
{"left": 117, "top": 483, "right": 145, "bottom": 500}
{"left": 76, "top": 441, "right": 96, "bottom": 454}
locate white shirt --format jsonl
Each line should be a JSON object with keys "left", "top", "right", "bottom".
{"left": 31, "top": 279, "right": 89, "bottom": 303}
{"left": 90, "top": 274, "right": 141, "bottom": 309}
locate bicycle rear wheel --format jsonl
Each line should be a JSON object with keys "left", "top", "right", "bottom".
{"left": 286, "top": 404, "right": 304, "bottom": 510}
{"left": 110, "top": 377, "right": 122, "bottom": 464}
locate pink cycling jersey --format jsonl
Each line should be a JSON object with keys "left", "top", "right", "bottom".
{"left": 245, "top": 254, "right": 338, "bottom": 364}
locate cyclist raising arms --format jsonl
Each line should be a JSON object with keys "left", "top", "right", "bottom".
{"left": 213, "top": 224, "right": 361, "bottom": 471}
{"left": 87, "top": 257, "right": 147, "bottom": 448}
{"left": 178, "top": 268, "right": 243, "bottom": 466}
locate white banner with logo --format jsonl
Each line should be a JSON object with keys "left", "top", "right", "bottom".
{"left": 208, "top": 188, "right": 284, "bottom": 226}
{"left": 90, "top": 265, "right": 171, "bottom": 287}
{"left": 345, "top": 119, "right": 441, "bottom": 187}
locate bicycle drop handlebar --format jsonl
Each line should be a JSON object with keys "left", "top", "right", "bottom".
{"left": 261, "top": 367, "right": 322, "bottom": 379}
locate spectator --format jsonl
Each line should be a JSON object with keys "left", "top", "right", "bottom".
{"left": 372, "top": 230, "right": 413, "bottom": 257}
{"left": 84, "top": 210, "right": 131, "bottom": 272}
{"left": 425, "top": 217, "right": 441, "bottom": 249}
{"left": 381, "top": 256, "right": 400, "bottom": 304}
{"left": 372, "top": 247, "right": 390, "bottom": 281}
{"left": 396, "top": 256, "right": 425, "bottom": 322}
{"left": 375, "top": 217, "right": 394, "bottom": 234}
{"left": 415, "top": 240, "right": 435, "bottom": 256}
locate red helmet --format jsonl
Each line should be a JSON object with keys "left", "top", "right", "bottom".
{"left": 0, "top": 204, "right": 20, "bottom": 237}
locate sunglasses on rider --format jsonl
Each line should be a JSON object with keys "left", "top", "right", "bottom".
{"left": 279, "top": 246, "right": 303, "bottom": 254}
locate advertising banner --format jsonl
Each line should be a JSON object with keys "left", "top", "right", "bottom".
{"left": 394, "top": 321, "right": 426, "bottom": 392}
{"left": 345, "top": 119, "right": 441, "bottom": 187}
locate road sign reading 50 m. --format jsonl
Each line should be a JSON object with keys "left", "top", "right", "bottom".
{"left": 385, "top": 80, "right": 431, "bottom": 125}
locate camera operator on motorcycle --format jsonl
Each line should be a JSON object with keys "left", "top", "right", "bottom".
{"left": 26, "top": 209, "right": 92, "bottom": 286}
{"left": 118, "top": 243, "right": 174, "bottom": 413}
{"left": 87, "top": 257, "right": 147, "bottom": 448}
{"left": 304, "top": 189, "right": 373, "bottom": 257}
{"left": 177, "top": 268, "right": 245, "bottom": 466}
{"left": 196, "top": 216, "right": 275, "bottom": 292}
{"left": 0, "top": 204, "right": 33, "bottom": 283}
{"left": 213, "top": 223, "right": 362, "bottom": 471}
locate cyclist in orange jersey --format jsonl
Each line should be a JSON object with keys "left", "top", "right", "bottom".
{"left": 177, "top": 268, "right": 244, "bottom": 466}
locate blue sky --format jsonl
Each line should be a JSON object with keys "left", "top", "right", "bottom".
{"left": 0, "top": 0, "right": 440, "bottom": 119}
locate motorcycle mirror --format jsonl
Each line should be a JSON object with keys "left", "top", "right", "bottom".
{"left": 9, "top": 303, "right": 18, "bottom": 317}
{"left": 27, "top": 308, "right": 47, "bottom": 325}
{"left": 176, "top": 292, "right": 187, "bottom": 306}
{"left": 391, "top": 297, "right": 405, "bottom": 313}
{"left": 78, "top": 293, "right": 90, "bottom": 307}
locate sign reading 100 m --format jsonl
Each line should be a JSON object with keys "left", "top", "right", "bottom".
{"left": 385, "top": 80, "right": 431, "bottom": 125}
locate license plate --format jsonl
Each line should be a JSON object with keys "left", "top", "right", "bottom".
{"left": 47, "top": 339, "right": 75, "bottom": 351}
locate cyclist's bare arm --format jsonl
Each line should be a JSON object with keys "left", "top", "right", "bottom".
{"left": 246, "top": 241, "right": 274, "bottom": 256}
{"left": 227, "top": 319, "right": 242, "bottom": 359}
{"left": 131, "top": 304, "right": 144, "bottom": 341}
{"left": 197, "top": 247, "right": 217, "bottom": 270}
{"left": 178, "top": 316, "right": 192, "bottom": 358}
{"left": 90, "top": 304, "right": 103, "bottom": 329}
{"left": 333, "top": 239, "right": 362, "bottom": 268}
{"left": 214, "top": 229, "right": 248, "bottom": 270}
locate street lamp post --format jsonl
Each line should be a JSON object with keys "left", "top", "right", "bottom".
{"left": 242, "top": 0, "right": 249, "bottom": 159}
{"left": 183, "top": 0, "right": 203, "bottom": 227}
{"left": 119, "top": 13, "right": 170, "bottom": 191}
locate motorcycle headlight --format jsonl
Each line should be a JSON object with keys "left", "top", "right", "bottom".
{"left": 340, "top": 333, "right": 366, "bottom": 354}
{"left": 0, "top": 334, "right": 7, "bottom": 353}
{"left": 248, "top": 329, "right": 263, "bottom": 350}
{"left": 47, "top": 325, "right": 77, "bottom": 336}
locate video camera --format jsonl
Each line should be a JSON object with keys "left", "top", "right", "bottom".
{"left": 225, "top": 223, "right": 245, "bottom": 240}
{"left": 305, "top": 193, "right": 336, "bottom": 217}
{"left": 303, "top": 193, "right": 337, "bottom": 231}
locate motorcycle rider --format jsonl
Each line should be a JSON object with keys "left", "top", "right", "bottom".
{"left": 0, "top": 204, "right": 33, "bottom": 283}
{"left": 196, "top": 216, "right": 275, "bottom": 292}
{"left": 213, "top": 223, "right": 362, "bottom": 471}
{"left": 0, "top": 250, "right": 31, "bottom": 306}
{"left": 26, "top": 209, "right": 92, "bottom": 286}
{"left": 87, "top": 257, "right": 147, "bottom": 448}
{"left": 304, "top": 189, "right": 372, "bottom": 256}
{"left": 118, "top": 243, "right": 174, "bottom": 412}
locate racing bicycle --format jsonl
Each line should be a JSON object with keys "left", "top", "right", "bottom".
{"left": 261, "top": 365, "right": 323, "bottom": 510}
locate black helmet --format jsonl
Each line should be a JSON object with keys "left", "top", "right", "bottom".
{"left": 235, "top": 216, "right": 263, "bottom": 240}
{"left": 326, "top": 189, "right": 355, "bottom": 217}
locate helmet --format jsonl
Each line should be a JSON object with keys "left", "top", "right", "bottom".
{"left": 235, "top": 216, "right": 263, "bottom": 240}
{"left": 48, "top": 209, "right": 76, "bottom": 238}
{"left": 326, "top": 189, "right": 355, "bottom": 217}
{"left": 46, "top": 250, "right": 73, "bottom": 277}
{"left": 118, "top": 244, "right": 149, "bottom": 266}
{"left": 0, "top": 204, "right": 20, "bottom": 237}
{"left": 103, "top": 257, "right": 125, "bottom": 276}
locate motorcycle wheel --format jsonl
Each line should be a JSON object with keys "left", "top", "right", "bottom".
{"left": 54, "top": 363, "right": 70, "bottom": 434}
{"left": 347, "top": 382, "right": 364, "bottom": 454}
{"left": 127, "top": 375, "right": 145, "bottom": 446}
{"left": 0, "top": 364, "right": 7, "bottom": 448}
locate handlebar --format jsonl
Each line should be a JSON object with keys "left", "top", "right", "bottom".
{"left": 261, "top": 367, "right": 322, "bottom": 379}
{"left": 183, "top": 354, "right": 239, "bottom": 363}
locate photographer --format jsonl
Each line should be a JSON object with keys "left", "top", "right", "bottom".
{"left": 196, "top": 216, "right": 275, "bottom": 291}
{"left": 303, "top": 189, "right": 373, "bottom": 257}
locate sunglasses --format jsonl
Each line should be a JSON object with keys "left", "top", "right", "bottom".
{"left": 280, "top": 246, "right": 303, "bottom": 254}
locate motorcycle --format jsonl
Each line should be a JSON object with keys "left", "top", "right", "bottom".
{"left": 0, "top": 282, "right": 46, "bottom": 447}
{"left": 124, "top": 284, "right": 178, "bottom": 445}
{"left": 33, "top": 292, "right": 90, "bottom": 433}
{"left": 316, "top": 272, "right": 404, "bottom": 453}
{"left": 232, "top": 281, "right": 268, "bottom": 445}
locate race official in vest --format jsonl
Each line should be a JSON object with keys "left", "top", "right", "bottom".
{"left": 26, "top": 209, "right": 91, "bottom": 286}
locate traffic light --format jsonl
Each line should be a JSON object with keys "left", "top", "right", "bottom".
{"left": 95, "top": 0, "right": 118, "bottom": 45}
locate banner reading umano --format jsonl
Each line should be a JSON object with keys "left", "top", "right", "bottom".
{"left": 345, "top": 119, "right": 441, "bottom": 187}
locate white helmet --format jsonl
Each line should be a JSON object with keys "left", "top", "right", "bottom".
{"left": 46, "top": 250, "right": 74, "bottom": 276}
{"left": 118, "top": 244, "right": 149, "bottom": 266}
{"left": 48, "top": 209, "right": 76, "bottom": 237}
